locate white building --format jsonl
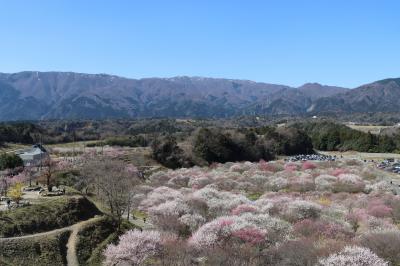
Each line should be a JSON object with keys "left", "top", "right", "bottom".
{"left": 15, "top": 144, "right": 48, "bottom": 166}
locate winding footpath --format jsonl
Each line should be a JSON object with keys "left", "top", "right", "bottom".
{"left": 65, "top": 216, "right": 103, "bottom": 266}
{"left": 0, "top": 216, "right": 103, "bottom": 266}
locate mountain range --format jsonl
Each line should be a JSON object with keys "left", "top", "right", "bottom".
{"left": 0, "top": 71, "right": 399, "bottom": 120}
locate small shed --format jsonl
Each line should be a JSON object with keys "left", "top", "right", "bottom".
{"left": 16, "top": 144, "right": 48, "bottom": 166}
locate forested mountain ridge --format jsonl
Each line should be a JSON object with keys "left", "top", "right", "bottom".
{"left": 3, "top": 71, "right": 398, "bottom": 120}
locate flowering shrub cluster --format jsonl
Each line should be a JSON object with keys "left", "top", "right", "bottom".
{"left": 104, "top": 229, "right": 163, "bottom": 266}
{"left": 105, "top": 159, "right": 400, "bottom": 265}
{"left": 0, "top": 171, "right": 29, "bottom": 196}
{"left": 317, "top": 246, "right": 388, "bottom": 266}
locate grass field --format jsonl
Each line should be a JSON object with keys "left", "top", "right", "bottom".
{"left": 48, "top": 140, "right": 100, "bottom": 149}
{"left": 345, "top": 124, "right": 392, "bottom": 135}
{"left": 0, "top": 143, "right": 30, "bottom": 153}
{"left": 318, "top": 150, "right": 400, "bottom": 161}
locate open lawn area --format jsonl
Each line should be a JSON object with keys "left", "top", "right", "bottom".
{"left": 346, "top": 124, "right": 392, "bottom": 135}
{"left": 319, "top": 150, "right": 400, "bottom": 161}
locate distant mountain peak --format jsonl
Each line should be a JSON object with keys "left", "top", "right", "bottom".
{"left": 299, "top": 82, "right": 323, "bottom": 87}
{"left": 375, "top": 77, "right": 400, "bottom": 86}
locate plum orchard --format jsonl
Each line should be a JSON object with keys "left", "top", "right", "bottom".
{"left": 105, "top": 159, "right": 400, "bottom": 265}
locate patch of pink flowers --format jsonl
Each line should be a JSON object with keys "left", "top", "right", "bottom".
{"left": 367, "top": 199, "right": 393, "bottom": 218}
{"left": 232, "top": 227, "right": 266, "bottom": 245}
{"left": 284, "top": 162, "right": 299, "bottom": 172}
{"left": 302, "top": 161, "right": 317, "bottom": 170}
{"left": 231, "top": 204, "right": 258, "bottom": 215}
{"left": 104, "top": 229, "right": 163, "bottom": 266}
{"left": 330, "top": 168, "right": 349, "bottom": 177}
{"left": 259, "top": 160, "right": 277, "bottom": 172}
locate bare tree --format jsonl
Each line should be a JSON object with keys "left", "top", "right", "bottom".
{"left": 81, "top": 157, "right": 141, "bottom": 228}
{"left": 24, "top": 165, "right": 35, "bottom": 187}
{"left": 0, "top": 175, "right": 9, "bottom": 196}
{"left": 39, "top": 157, "right": 55, "bottom": 191}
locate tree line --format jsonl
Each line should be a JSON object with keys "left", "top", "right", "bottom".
{"left": 151, "top": 126, "right": 314, "bottom": 168}
{"left": 292, "top": 121, "right": 400, "bottom": 153}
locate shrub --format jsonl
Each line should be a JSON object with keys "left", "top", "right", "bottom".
{"left": 302, "top": 161, "right": 317, "bottom": 170}
{"left": 392, "top": 198, "right": 400, "bottom": 222}
{"left": 231, "top": 204, "right": 258, "bottom": 215}
{"left": 285, "top": 200, "right": 322, "bottom": 221}
{"left": 147, "top": 199, "right": 191, "bottom": 234}
{"left": 189, "top": 213, "right": 290, "bottom": 250}
{"left": 7, "top": 182, "right": 23, "bottom": 204}
{"left": 333, "top": 174, "right": 365, "bottom": 193}
{"left": 264, "top": 239, "right": 319, "bottom": 266}
{"left": 317, "top": 246, "right": 388, "bottom": 266}
{"left": 267, "top": 177, "right": 289, "bottom": 192}
{"left": 315, "top": 175, "right": 337, "bottom": 191}
{"left": 0, "top": 153, "right": 23, "bottom": 170}
{"left": 104, "top": 229, "right": 163, "bottom": 266}
{"left": 284, "top": 162, "right": 299, "bottom": 172}
{"left": 259, "top": 160, "right": 278, "bottom": 172}
{"left": 293, "top": 219, "right": 353, "bottom": 240}
{"left": 367, "top": 199, "right": 393, "bottom": 218}
{"left": 139, "top": 186, "right": 183, "bottom": 210}
{"left": 178, "top": 213, "right": 206, "bottom": 232}
{"left": 288, "top": 175, "right": 315, "bottom": 192}
{"left": 191, "top": 187, "right": 250, "bottom": 217}
{"left": 330, "top": 168, "right": 349, "bottom": 177}
{"left": 358, "top": 230, "right": 400, "bottom": 265}
{"left": 151, "top": 136, "right": 193, "bottom": 169}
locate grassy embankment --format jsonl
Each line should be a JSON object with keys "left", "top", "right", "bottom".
{"left": 0, "top": 230, "right": 70, "bottom": 266}
{"left": 0, "top": 196, "right": 100, "bottom": 238}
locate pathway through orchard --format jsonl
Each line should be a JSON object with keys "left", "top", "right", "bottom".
{"left": 65, "top": 216, "right": 103, "bottom": 266}
{"left": 0, "top": 216, "right": 103, "bottom": 266}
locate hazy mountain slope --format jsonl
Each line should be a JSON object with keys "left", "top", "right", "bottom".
{"left": 298, "top": 83, "right": 348, "bottom": 100}
{"left": 0, "top": 71, "right": 375, "bottom": 120}
{"left": 311, "top": 78, "right": 400, "bottom": 113}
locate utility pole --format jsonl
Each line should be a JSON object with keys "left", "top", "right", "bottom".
{"left": 72, "top": 130, "right": 76, "bottom": 162}
{"left": 39, "top": 133, "right": 43, "bottom": 172}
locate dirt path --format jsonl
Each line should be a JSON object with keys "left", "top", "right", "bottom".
{"left": 0, "top": 225, "right": 72, "bottom": 241}
{"left": 0, "top": 216, "right": 103, "bottom": 266}
{"left": 65, "top": 216, "right": 103, "bottom": 266}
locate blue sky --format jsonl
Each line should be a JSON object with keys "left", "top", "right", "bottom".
{"left": 0, "top": 0, "right": 399, "bottom": 87}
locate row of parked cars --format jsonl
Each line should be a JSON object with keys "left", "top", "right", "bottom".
{"left": 377, "top": 159, "right": 400, "bottom": 174}
{"left": 285, "top": 154, "right": 337, "bottom": 162}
